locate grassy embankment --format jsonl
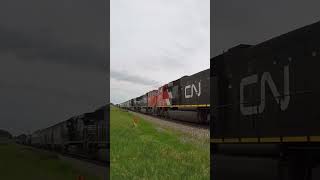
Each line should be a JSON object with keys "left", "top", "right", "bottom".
{"left": 110, "top": 107, "right": 210, "bottom": 180}
{"left": 0, "top": 143, "right": 100, "bottom": 180}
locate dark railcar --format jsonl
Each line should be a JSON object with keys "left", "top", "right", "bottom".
{"left": 140, "top": 94, "right": 148, "bottom": 113}
{"left": 30, "top": 130, "right": 41, "bottom": 147}
{"left": 16, "top": 134, "right": 27, "bottom": 144}
{"left": 135, "top": 96, "right": 142, "bottom": 106}
{"left": 211, "top": 21, "right": 320, "bottom": 179}
{"left": 129, "top": 98, "right": 135, "bottom": 110}
{"left": 123, "top": 100, "right": 130, "bottom": 109}
{"left": 180, "top": 69, "right": 210, "bottom": 106}
{"left": 29, "top": 106, "right": 109, "bottom": 163}
{"left": 211, "top": 21, "right": 320, "bottom": 139}
{"left": 82, "top": 106, "right": 108, "bottom": 161}
{"left": 143, "top": 94, "right": 147, "bottom": 107}
{"left": 135, "top": 94, "right": 147, "bottom": 112}
{"left": 163, "top": 70, "right": 210, "bottom": 123}
{"left": 168, "top": 78, "right": 181, "bottom": 105}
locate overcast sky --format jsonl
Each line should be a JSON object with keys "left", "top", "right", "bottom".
{"left": 110, "top": 0, "right": 210, "bottom": 104}
{"left": 212, "top": 0, "right": 320, "bottom": 57}
{"left": 3, "top": 1, "right": 319, "bottom": 135}
{"left": 0, "top": 0, "right": 107, "bottom": 135}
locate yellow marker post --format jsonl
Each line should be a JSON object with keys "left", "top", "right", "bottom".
{"left": 133, "top": 116, "right": 139, "bottom": 127}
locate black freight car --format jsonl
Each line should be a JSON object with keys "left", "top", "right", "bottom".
{"left": 29, "top": 106, "right": 108, "bottom": 162}
{"left": 137, "top": 94, "right": 148, "bottom": 113}
{"left": 15, "top": 134, "right": 27, "bottom": 144}
{"left": 129, "top": 98, "right": 135, "bottom": 111}
{"left": 211, "top": 21, "right": 320, "bottom": 179}
{"left": 82, "top": 105, "right": 108, "bottom": 161}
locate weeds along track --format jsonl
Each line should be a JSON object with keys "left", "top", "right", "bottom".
{"left": 61, "top": 152, "right": 108, "bottom": 167}
{"left": 110, "top": 107, "right": 210, "bottom": 179}
{"left": 20, "top": 144, "right": 108, "bottom": 167}
{"left": 127, "top": 110, "right": 209, "bottom": 140}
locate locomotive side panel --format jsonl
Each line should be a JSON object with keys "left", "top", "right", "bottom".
{"left": 180, "top": 69, "right": 210, "bottom": 106}
{"left": 157, "top": 85, "right": 170, "bottom": 107}
{"left": 168, "top": 79, "right": 181, "bottom": 106}
{"left": 129, "top": 99, "right": 135, "bottom": 110}
{"left": 251, "top": 26, "right": 320, "bottom": 137}
{"left": 52, "top": 122, "right": 67, "bottom": 147}
{"left": 135, "top": 94, "right": 148, "bottom": 112}
{"left": 135, "top": 96, "right": 142, "bottom": 108}
{"left": 141, "top": 94, "right": 147, "bottom": 107}
{"left": 211, "top": 21, "right": 320, "bottom": 139}
{"left": 31, "top": 131, "right": 41, "bottom": 146}
{"left": 147, "top": 90, "right": 158, "bottom": 108}
{"left": 140, "top": 94, "right": 148, "bottom": 113}
{"left": 211, "top": 49, "right": 257, "bottom": 138}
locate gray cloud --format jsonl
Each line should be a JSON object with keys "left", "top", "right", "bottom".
{"left": 212, "top": 0, "right": 320, "bottom": 57}
{"left": 111, "top": 70, "right": 160, "bottom": 86}
{"left": 0, "top": 26, "right": 106, "bottom": 72}
{"left": 0, "top": 0, "right": 107, "bottom": 72}
{"left": 0, "top": 0, "right": 107, "bottom": 135}
{"left": 111, "top": 0, "right": 209, "bottom": 104}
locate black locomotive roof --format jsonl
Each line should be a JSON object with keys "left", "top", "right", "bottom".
{"left": 31, "top": 105, "right": 107, "bottom": 134}
{"left": 84, "top": 107, "right": 105, "bottom": 120}
{"left": 253, "top": 20, "right": 320, "bottom": 50}
{"left": 227, "top": 44, "right": 252, "bottom": 52}
{"left": 211, "top": 20, "right": 320, "bottom": 61}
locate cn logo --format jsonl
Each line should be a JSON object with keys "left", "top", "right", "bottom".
{"left": 240, "top": 65, "right": 290, "bottom": 115}
{"left": 185, "top": 82, "right": 201, "bottom": 98}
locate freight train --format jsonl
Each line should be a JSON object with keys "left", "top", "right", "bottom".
{"left": 119, "top": 69, "right": 210, "bottom": 124}
{"left": 18, "top": 105, "right": 109, "bottom": 163}
{"left": 211, "top": 21, "right": 320, "bottom": 180}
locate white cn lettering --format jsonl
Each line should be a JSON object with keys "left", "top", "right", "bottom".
{"left": 185, "top": 82, "right": 201, "bottom": 99}
{"left": 240, "top": 65, "right": 290, "bottom": 115}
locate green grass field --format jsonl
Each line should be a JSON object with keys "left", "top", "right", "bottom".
{"left": 0, "top": 143, "right": 100, "bottom": 180}
{"left": 110, "top": 107, "right": 210, "bottom": 180}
